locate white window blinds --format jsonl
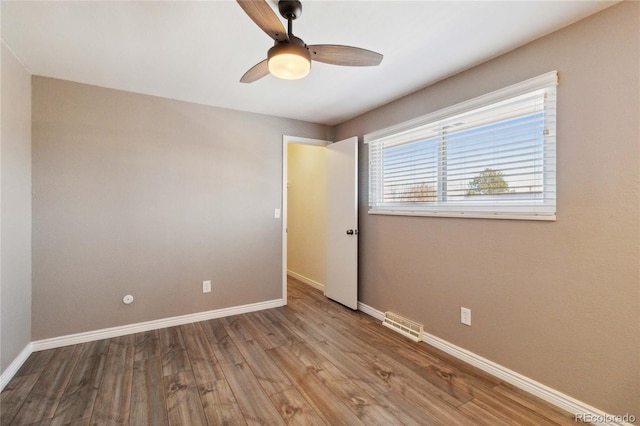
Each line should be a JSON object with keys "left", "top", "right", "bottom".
{"left": 365, "top": 71, "right": 558, "bottom": 220}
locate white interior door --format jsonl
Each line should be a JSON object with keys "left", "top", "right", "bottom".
{"left": 325, "top": 137, "right": 358, "bottom": 309}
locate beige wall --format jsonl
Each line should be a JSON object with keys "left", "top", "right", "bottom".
{"left": 335, "top": 2, "right": 639, "bottom": 417}
{"left": 1, "top": 42, "right": 32, "bottom": 373}
{"left": 31, "top": 77, "right": 331, "bottom": 340}
{"left": 287, "top": 143, "right": 326, "bottom": 287}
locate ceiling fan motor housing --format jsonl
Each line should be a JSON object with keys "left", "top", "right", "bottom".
{"left": 278, "top": 0, "right": 303, "bottom": 20}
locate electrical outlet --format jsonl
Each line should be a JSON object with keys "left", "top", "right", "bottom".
{"left": 203, "top": 280, "right": 212, "bottom": 293}
{"left": 461, "top": 307, "right": 471, "bottom": 326}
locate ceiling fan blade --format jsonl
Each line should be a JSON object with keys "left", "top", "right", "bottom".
{"left": 308, "top": 45, "right": 383, "bottom": 67}
{"left": 237, "top": 0, "right": 288, "bottom": 42}
{"left": 240, "top": 59, "right": 270, "bottom": 83}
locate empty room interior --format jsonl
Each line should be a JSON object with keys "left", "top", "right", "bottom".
{"left": 1, "top": 1, "right": 638, "bottom": 425}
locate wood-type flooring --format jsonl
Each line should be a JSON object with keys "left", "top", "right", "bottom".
{"left": 1, "top": 277, "right": 579, "bottom": 425}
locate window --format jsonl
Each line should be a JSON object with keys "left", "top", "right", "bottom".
{"left": 366, "top": 71, "right": 557, "bottom": 220}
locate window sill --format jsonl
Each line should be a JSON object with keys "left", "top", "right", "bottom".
{"left": 368, "top": 209, "right": 556, "bottom": 221}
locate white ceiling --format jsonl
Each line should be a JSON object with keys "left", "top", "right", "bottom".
{"left": 1, "top": 1, "right": 615, "bottom": 125}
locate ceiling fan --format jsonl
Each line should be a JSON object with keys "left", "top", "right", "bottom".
{"left": 237, "top": 0, "right": 383, "bottom": 83}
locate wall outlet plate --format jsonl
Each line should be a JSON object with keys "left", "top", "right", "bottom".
{"left": 203, "top": 280, "right": 212, "bottom": 293}
{"left": 461, "top": 307, "right": 471, "bottom": 326}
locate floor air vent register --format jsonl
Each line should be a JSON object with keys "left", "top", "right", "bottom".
{"left": 382, "top": 311, "right": 424, "bottom": 342}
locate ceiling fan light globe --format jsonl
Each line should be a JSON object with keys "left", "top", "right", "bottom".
{"left": 268, "top": 43, "right": 311, "bottom": 80}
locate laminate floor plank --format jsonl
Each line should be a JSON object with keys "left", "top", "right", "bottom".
{"left": 223, "top": 315, "right": 255, "bottom": 342}
{"left": 292, "top": 299, "right": 473, "bottom": 410}
{"left": 134, "top": 330, "right": 161, "bottom": 362}
{"left": 13, "top": 350, "right": 54, "bottom": 378}
{"left": 457, "top": 398, "right": 514, "bottom": 426}
{"left": 48, "top": 339, "right": 109, "bottom": 425}
{"left": 492, "top": 383, "right": 577, "bottom": 425}
{"left": 179, "top": 323, "right": 224, "bottom": 383}
{"left": 312, "top": 360, "right": 403, "bottom": 425}
{"left": 356, "top": 326, "right": 481, "bottom": 402}
{"left": 210, "top": 335, "right": 245, "bottom": 367}
{"left": 0, "top": 374, "right": 40, "bottom": 424}
{"left": 326, "top": 332, "right": 476, "bottom": 425}
{"left": 299, "top": 328, "right": 395, "bottom": 398}
{"left": 164, "top": 371, "right": 207, "bottom": 426}
{"left": 237, "top": 312, "right": 289, "bottom": 350}
{"left": 267, "top": 307, "right": 323, "bottom": 344}
{"left": 461, "top": 386, "right": 560, "bottom": 426}
{"left": 218, "top": 360, "right": 286, "bottom": 426}
{"left": 129, "top": 356, "right": 168, "bottom": 426}
{"left": 2, "top": 277, "right": 579, "bottom": 425}
{"left": 268, "top": 344, "right": 364, "bottom": 425}
{"left": 198, "top": 379, "right": 247, "bottom": 426}
{"left": 158, "top": 326, "right": 191, "bottom": 377}
{"left": 10, "top": 345, "right": 82, "bottom": 425}
{"left": 231, "top": 337, "right": 293, "bottom": 396}
{"left": 89, "top": 340, "right": 134, "bottom": 424}
{"left": 198, "top": 318, "right": 230, "bottom": 345}
{"left": 269, "top": 387, "right": 326, "bottom": 426}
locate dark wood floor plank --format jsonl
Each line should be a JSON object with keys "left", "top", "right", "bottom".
{"left": 312, "top": 360, "right": 402, "bottom": 425}
{"left": 297, "top": 329, "right": 393, "bottom": 399}
{"left": 89, "top": 340, "right": 134, "bottom": 424}
{"left": 457, "top": 399, "right": 513, "bottom": 426}
{"left": 268, "top": 344, "right": 364, "bottom": 425}
{"left": 492, "top": 382, "right": 578, "bottom": 425}
{"left": 13, "top": 350, "right": 54, "bottom": 378}
{"left": 223, "top": 315, "right": 255, "bottom": 342}
{"left": 238, "top": 312, "right": 289, "bottom": 350}
{"left": 0, "top": 373, "right": 40, "bottom": 424}
{"left": 179, "top": 323, "right": 224, "bottom": 383}
{"left": 258, "top": 309, "right": 311, "bottom": 346}
{"left": 134, "top": 330, "right": 161, "bottom": 361}
{"left": 198, "top": 318, "right": 230, "bottom": 344}
{"left": 344, "top": 312, "right": 503, "bottom": 403}
{"left": 130, "top": 356, "right": 168, "bottom": 426}
{"left": 198, "top": 379, "right": 247, "bottom": 426}
{"left": 218, "top": 360, "right": 286, "bottom": 426}
{"left": 10, "top": 344, "right": 82, "bottom": 424}
{"left": 159, "top": 326, "right": 191, "bottom": 377}
{"left": 374, "top": 390, "right": 431, "bottom": 426}
{"left": 164, "top": 371, "right": 207, "bottom": 426}
{"left": 293, "top": 302, "right": 470, "bottom": 410}
{"left": 48, "top": 339, "right": 110, "bottom": 425}
{"left": 231, "top": 337, "right": 292, "bottom": 396}
{"left": 458, "top": 385, "right": 559, "bottom": 426}
{"left": 267, "top": 307, "right": 324, "bottom": 344}
{"left": 269, "top": 387, "right": 326, "bottom": 426}
{"left": 210, "top": 335, "right": 245, "bottom": 366}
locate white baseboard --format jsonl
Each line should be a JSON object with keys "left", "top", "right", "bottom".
{"left": 0, "top": 343, "right": 34, "bottom": 392}
{"left": 287, "top": 270, "right": 324, "bottom": 291}
{"left": 357, "top": 302, "right": 631, "bottom": 426}
{"left": 31, "top": 298, "right": 285, "bottom": 352}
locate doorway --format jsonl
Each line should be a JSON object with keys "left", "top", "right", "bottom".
{"left": 281, "top": 135, "right": 359, "bottom": 309}
{"left": 281, "top": 136, "right": 330, "bottom": 302}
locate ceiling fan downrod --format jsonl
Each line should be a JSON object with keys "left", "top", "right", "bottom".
{"left": 279, "top": 0, "right": 302, "bottom": 38}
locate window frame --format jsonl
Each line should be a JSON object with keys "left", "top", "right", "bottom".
{"left": 365, "top": 71, "right": 558, "bottom": 221}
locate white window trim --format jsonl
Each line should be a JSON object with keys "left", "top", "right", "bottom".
{"left": 365, "top": 71, "right": 558, "bottom": 221}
